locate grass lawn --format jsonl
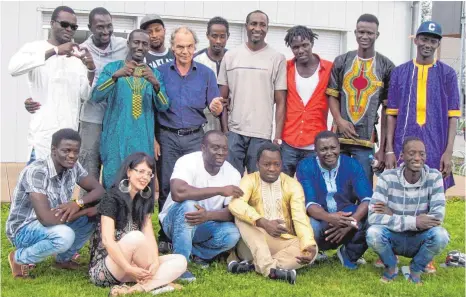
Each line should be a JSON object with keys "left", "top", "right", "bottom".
{"left": 1, "top": 200, "right": 465, "bottom": 297}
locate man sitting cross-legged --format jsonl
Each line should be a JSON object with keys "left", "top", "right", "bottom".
{"left": 228, "top": 143, "right": 317, "bottom": 285}
{"left": 6, "top": 128, "right": 104, "bottom": 278}
{"left": 158, "top": 131, "right": 242, "bottom": 282}
{"left": 367, "top": 137, "right": 449, "bottom": 284}
{"left": 296, "top": 131, "right": 372, "bottom": 270}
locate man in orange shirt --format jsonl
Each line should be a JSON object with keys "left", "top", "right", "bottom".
{"left": 281, "top": 26, "right": 333, "bottom": 177}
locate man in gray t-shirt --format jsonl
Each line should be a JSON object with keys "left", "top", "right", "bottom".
{"left": 218, "top": 10, "right": 287, "bottom": 176}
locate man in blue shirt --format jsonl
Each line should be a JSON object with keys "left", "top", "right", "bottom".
{"left": 156, "top": 26, "right": 224, "bottom": 247}
{"left": 296, "top": 131, "right": 372, "bottom": 270}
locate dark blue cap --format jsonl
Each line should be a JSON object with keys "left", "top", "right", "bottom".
{"left": 416, "top": 21, "right": 442, "bottom": 39}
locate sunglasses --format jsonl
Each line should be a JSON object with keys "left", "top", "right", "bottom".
{"left": 55, "top": 20, "right": 78, "bottom": 31}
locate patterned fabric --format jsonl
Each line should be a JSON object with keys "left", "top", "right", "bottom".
{"left": 6, "top": 156, "right": 87, "bottom": 242}
{"left": 296, "top": 154, "right": 372, "bottom": 212}
{"left": 260, "top": 176, "right": 284, "bottom": 221}
{"left": 90, "top": 60, "right": 170, "bottom": 188}
{"left": 326, "top": 51, "right": 395, "bottom": 148}
{"left": 228, "top": 172, "right": 316, "bottom": 250}
{"left": 368, "top": 164, "right": 446, "bottom": 233}
{"left": 88, "top": 188, "right": 140, "bottom": 286}
{"left": 387, "top": 60, "right": 461, "bottom": 189}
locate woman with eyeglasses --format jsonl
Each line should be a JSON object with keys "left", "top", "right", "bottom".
{"left": 88, "top": 152, "right": 187, "bottom": 296}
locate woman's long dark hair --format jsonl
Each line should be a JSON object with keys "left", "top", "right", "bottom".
{"left": 112, "top": 152, "right": 155, "bottom": 229}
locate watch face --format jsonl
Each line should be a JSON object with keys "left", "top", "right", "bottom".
{"left": 78, "top": 199, "right": 84, "bottom": 205}
{"left": 277, "top": 139, "right": 283, "bottom": 145}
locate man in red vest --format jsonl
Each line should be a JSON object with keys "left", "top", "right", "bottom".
{"left": 281, "top": 25, "right": 333, "bottom": 177}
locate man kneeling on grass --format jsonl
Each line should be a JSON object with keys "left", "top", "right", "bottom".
{"left": 227, "top": 143, "right": 317, "bottom": 285}
{"left": 367, "top": 137, "right": 449, "bottom": 284}
{"left": 6, "top": 128, "right": 104, "bottom": 278}
{"left": 158, "top": 131, "right": 242, "bottom": 282}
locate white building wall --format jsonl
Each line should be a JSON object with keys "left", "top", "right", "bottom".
{"left": 1, "top": 1, "right": 414, "bottom": 162}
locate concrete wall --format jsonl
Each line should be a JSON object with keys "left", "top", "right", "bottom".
{"left": 1, "top": 1, "right": 414, "bottom": 162}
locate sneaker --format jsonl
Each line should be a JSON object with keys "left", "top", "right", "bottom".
{"left": 227, "top": 260, "right": 255, "bottom": 274}
{"left": 8, "top": 251, "right": 33, "bottom": 279}
{"left": 150, "top": 285, "right": 175, "bottom": 295}
{"left": 54, "top": 259, "right": 80, "bottom": 270}
{"left": 192, "top": 256, "right": 210, "bottom": 269}
{"left": 424, "top": 261, "right": 436, "bottom": 273}
{"left": 158, "top": 241, "right": 173, "bottom": 254}
{"left": 178, "top": 271, "right": 196, "bottom": 282}
{"left": 269, "top": 268, "right": 297, "bottom": 285}
{"left": 337, "top": 246, "right": 357, "bottom": 270}
{"left": 374, "top": 256, "right": 399, "bottom": 268}
{"left": 315, "top": 251, "right": 329, "bottom": 262}
{"left": 356, "top": 257, "right": 367, "bottom": 265}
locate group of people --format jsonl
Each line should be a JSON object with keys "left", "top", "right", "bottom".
{"left": 6, "top": 4, "right": 459, "bottom": 296}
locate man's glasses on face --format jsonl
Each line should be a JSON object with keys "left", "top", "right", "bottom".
{"left": 54, "top": 20, "right": 79, "bottom": 31}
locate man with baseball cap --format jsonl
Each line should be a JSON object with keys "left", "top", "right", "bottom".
{"left": 384, "top": 20, "right": 460, "bottom": 273}
{"left": 140, "top": 14, "right": 174, "bottom": 68}
{"left": 385, "top": 21, "right": 460, "bottom": 190}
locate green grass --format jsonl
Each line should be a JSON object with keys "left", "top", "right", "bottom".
{"left": 1, "top": 201, "right": 465, "bottom": 297}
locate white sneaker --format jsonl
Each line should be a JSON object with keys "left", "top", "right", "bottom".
{"left": 150, "top": 285, "right": 175, "bottom": 295}
{"left": 356, "top": 257, "right": 367, "bottom": 265}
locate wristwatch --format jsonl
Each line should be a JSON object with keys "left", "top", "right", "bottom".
{"left": 275, "top": 139, "right": 283, "bottom": 145}
{"left": 75, "top": 199, "right": 84, "bottom": 208}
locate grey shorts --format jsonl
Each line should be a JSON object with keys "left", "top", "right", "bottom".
{"left": 89, "top": 260, "right": 120, "bottom": 287}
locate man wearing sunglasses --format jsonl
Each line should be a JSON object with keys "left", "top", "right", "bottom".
{"left": 9, "top": 5, "right": 96, "bottom": 163}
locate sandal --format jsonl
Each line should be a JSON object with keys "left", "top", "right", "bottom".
{"left": 150, "top": 283, "right": 183, "bottom": 295}
{"left": 408, "top": 274, "right": 423, "bottom": 285}
{"left": 108, "top": 284, "right": 132, "bottom": 297}
{"left": 380, "top": 267, "right": 399, "bottom": 283}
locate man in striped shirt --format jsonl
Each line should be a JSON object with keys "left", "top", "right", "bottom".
{"left": 367, "top": 137, "right": 449, "bottom": 284}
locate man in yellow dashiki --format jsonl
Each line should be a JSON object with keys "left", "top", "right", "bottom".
{"left": 385, "top": 21, "right": 461, "bottom": 190}
{"left": 90, "top": 29, "right": 170, "bottom": 188}
{"left": 326, "top": 14, "right": 395, "bottom": 185}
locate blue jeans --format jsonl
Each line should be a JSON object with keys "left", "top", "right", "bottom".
{"left": 162, "top": 200, "right": 240, "bottom": 261}
{"left": 13, "top": 216, "right": 95, "bottom": 264}
{"left": 280, "top": 141, "right": 315, "bottom": 177}
{"left": 340, "top": 144, "right": 373, "bottom": 185}
{"left": 227, "top": 131, "right": 271, "bottom": 176}
{"left": 366, "top": 225, "right": 449, "bottom": 273}
{"left": 310, "top": 205, "right": 368, "bottom": 262}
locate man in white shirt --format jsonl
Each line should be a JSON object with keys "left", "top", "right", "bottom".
{"left": 9, "top": 6, "right": 95, "bottom": 162}
{"left": 159, "top": 131, "right": 243, "bottom": 282}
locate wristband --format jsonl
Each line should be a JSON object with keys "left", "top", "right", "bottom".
{"left": 385, "top": 151, "right": 395, "bottom": 155}
{"left": 87, "top": 67, "right": 96, "bottom": 73}
{"left": 53, "top": 46, "right": 59, "bottom": 55}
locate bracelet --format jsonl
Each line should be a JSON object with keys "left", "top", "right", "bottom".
{"left": 87, "top": 67, "right": 96, "bottom": 73}
{"left": 385, "top": 151, "right": 395, "bottom": 155}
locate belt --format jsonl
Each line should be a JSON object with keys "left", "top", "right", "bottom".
{"left": 160, "top": 125, "right": 202, "bottom": 136}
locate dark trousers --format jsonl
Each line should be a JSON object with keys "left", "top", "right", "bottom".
{"left": 280, "top": 141, "right": 315, "bottom": 177}
{"left": 227, "top": 131, "right": 270, "bottom": 176}
{"left": 310, "top": 205, "right": 368, "bottom": 262}
{"left": 157, "top": 128, "right": 204, "bottom": 240}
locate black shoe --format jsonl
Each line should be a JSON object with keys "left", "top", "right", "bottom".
{"left": 158, "top": 241, "right": 173, "bottom": 254}
{"left": 227, "top": 260, "right": 255, "bottom": 274}
{"left": 192, "top": 256, "right": 210, "bottom": 269}
{"left": 269, "top": 268, "right": 297, "bottom": 285}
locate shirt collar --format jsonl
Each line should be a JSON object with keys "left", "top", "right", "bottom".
{"left": 316, "top": 155, "right": 340, "bottom": 175}
{"left": 46, "top": 155, "right": 59, "bottom": 178}
{"left": 169, "top": 59, "right": 198, "bottom": 71}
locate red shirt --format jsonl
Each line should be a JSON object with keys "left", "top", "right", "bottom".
{"left": 282, "top": 56, "right": 332, "bottom": 148}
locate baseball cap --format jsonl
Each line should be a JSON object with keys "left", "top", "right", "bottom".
{"left": 416, "top": 21, "right": 442, "bottom": 39}
{"left": 140, "top": 14, "right": 165, "bottom": 30}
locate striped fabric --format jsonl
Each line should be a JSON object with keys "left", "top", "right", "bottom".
{"left": 368, "top": 164, "right": 445, "bottom": 232}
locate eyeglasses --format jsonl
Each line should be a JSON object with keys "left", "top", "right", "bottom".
{"left": 131, "top": 168, "right": 154, "bottom": 178}
{"left": 55, "top": 20, "right": 79, "bottom": 31}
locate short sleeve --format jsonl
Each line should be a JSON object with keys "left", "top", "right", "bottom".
{"left": 75, "top": 161, "right": 88, "bottom": 184}
{"left": 97, "top": 193, "right": 117, "bottom": 220}
{"left": 206, "top": 68, "right": 220, "bottom": 105}
{"left": 23, "top": 168, "right": 48, "bottom": 195}
{"left": 380, "top": 58, "right": 395, "bottom": 105}
{"left": 445, "top": 67, "right": 461, "bottom": 118}
{"left": 170, "top": 154, "right": 196, "bottom": 185}
{"left": 386, "top": 66, "right": 400, "bottom": 116}
{"left": 274, "top": 54, "right": 287, "bottom": 90}
{"left": 217, "top": 54, "right": 228, "bottom": 86}
{"left": 325, "top": 55, "right": 344, "bottom": 98}
{"left": 223, "top": 168, "right": 242, "bottom": 206}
